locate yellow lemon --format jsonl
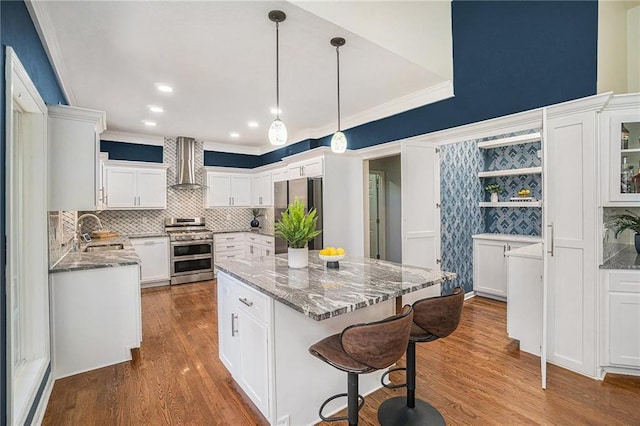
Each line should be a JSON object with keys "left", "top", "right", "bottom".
{"left": 328, "top": 248, "right": 338, "bottom": 256}
{"left": 336, "top": 248, "right": 345, "bottom": 255}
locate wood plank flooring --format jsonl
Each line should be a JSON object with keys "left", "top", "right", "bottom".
{"left": 43, "top": 281, "right": 640, "bottom": 425}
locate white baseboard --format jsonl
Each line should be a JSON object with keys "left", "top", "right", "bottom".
{"left": 601, "top": 366, "right": 640, "bottom": 378}
{"left": 464, "top": 291, "right": 476, "bottom": 300}
{"left": 31, "top": 375, "right": 54, "bottom": 426}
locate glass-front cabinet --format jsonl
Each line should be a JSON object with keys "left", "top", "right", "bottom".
{"left": 601, "top": 94, "right": 640, "bottom": 204}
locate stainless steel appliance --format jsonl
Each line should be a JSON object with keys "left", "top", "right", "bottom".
{"left": 274, "top": 178, "right": 323, "bottom": 254}
{"left": 165, "top": 217, "right": 214, "bottom": 285}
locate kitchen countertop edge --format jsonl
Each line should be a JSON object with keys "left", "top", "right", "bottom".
{"left": 600, "top": 245, "right": 640, "bottom": 270}
{"left": 49, "top": 236, "right": 140, "bottom": 274}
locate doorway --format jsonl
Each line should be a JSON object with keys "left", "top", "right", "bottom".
{"left": 368, "top": 171, "right": 386, "bottom": 259}
{"left": 367, "top": 155, "right": 402, "bottom": 262}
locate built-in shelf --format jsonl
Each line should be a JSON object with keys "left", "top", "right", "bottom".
{"left": 477, "top": 132, "right": 542, "bottom": 149}
{"left": 478, "top": 166, "right": 542, "bottom": 178}
{"left": 479, "top": 201, "right": 542, "bottom": 208}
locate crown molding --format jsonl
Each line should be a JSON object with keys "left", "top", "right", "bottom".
{"left": 25, "top": 0, "right": 77, "bottom": 105}
{"left": 203, "top": 141, "right": 261, "bottom": 156}
{"left": 545, "top": 92, "right": 613, "bottom": 118}
{"left": 601, "top": 92, "right": 640, "bottom": 111}
{"left": 101, "top": 131, "right": 165, "bottom": 146}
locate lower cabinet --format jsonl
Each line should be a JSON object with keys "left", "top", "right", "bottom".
{"left": 605, "top": 270, "right": 640, "bottom": 369}
{"left": 472, "top": 234, "right": 539, "bottom": 300}
{"left": 49, "top": 264, "right": 141, "bottom": 379}
{"left": 131, "top": 237, "right": 170, "bottom": 287}
{"left": 217, "top": 273, "right": 272, "bottom": 419}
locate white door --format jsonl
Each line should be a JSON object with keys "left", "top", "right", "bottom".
{"left": 217, "top": 277, "right": 240, "bottom": 374}
{"left": 609, "top": 293, "right": 640, "bottom": 367}
{"left": 207, "top": 174, "right": 232, "bottom": 207}
{"left": 238, "top": 310, "right": 270, "bottom": 417}
{"left": 231, "top": 175, "right": 252, "bottom": 206}
{"left": 401, "top": 141, "right": 440, "bottom": 269}
{"left": 136, "top": 169, "right": 166, "bottom": 208}
{"left": 544, "top": 110, "right": 598, "bottom": 378}
{"left": 131, "top": 238, "right": 170, "bottom": 283}
{"left": 106, "top": 167, "right": 136, "bottom": 208}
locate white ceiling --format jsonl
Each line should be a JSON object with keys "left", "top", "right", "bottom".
{"left": 29, "top": 1, "right": 453, "bottom": 154}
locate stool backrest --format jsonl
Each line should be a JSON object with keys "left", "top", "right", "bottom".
{"left": 412, "top": 287, "right": 464, "bottom": 339}
{"left": 340, "top": 305, "right": 414, "bottom": 370}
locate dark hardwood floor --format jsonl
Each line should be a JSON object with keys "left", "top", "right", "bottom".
{"left": 43, "top": 281, "right": 640, "bottom": 425}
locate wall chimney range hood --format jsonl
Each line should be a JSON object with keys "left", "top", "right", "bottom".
{"left": 172, "top": 136, "right": 203, "bottom": 189}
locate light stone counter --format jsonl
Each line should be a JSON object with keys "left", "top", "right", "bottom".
{"left": 49, "top": 236, "right": 140, "bottom": 273}
{"left": 215, "top": 251, "right": 456, "bottom": 321}
{"left": 601, "top": 245, "right": 640, "bottom": 270}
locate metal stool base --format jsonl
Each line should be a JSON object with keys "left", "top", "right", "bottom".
{"left": 377, "top": 397, "right": 445, "bottom": 426}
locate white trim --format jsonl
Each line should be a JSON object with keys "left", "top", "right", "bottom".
{"left": 464, "top": 291, "right": 476, "bottom": 301}
{"left": 101, "top": 131, "right": 164, "bottom": 147}
{"left": 47, "top": 105, "right": 106, "bottom": 133}
{"left": 203, "top": 166, "right": 254, "bottom": 174}
{"left": 203, "top": 140, "right": 261, "bottom": 156}
{"left": 31, "top": 374, "right": 54, "bottom": 426}
{"left": 25, "top": 0, "right": 76, "bottom": 105}
{"left": 545, "top": 92, "right": 613, "bottom": 118}
{"left": 103, "top": 159, "right": 169, "bottom": 169}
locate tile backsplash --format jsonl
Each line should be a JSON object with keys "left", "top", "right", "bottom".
{"left": 603, "top": 207, "right": 640, "bottom": 260}
{"left": 48, "top": 211, "right": 76, "bottom": 267}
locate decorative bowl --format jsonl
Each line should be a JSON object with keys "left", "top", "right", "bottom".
{"left": 318, "top": 254, "right": 345, "bottom": 262}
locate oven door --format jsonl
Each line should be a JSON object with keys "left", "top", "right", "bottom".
{"left": 170, "top": 240, "right": 213, "bottom": 276}
{"left": 171, "top": 240, "right": 212, "bottom": 258}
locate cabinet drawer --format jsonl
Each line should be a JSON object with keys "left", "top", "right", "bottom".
{"left": 246, "top": 234, "right": 261, "bottom": 244}
{"left": 236, "top": 283, "right": 270, "bottom": 323}
{"left": 216, "top": 250, "right": 245, "bottom": 261}
{"left": 215, "top": 233, "right": 245, "bottom": 244}
{"left": 261, "top": 236, "right": 275, "bottom": 247}
{"left": 216, "top": 241, "right": 245, "bottom": 252}
{"left": 609, "top": 270, "right": 640, "bottom": 293}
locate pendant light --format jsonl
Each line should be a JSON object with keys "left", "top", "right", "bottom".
{"left": 330, "top": 37, "right": 347, "bottom": 153}
{"left": 268, "top": 10, "right": 287, "bottom": 146}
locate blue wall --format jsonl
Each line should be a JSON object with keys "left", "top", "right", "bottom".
{"left": 101, "top": 140, "right": 163, "bottom": 163}
{"left": 1, "top": 1, "right": 68, "bottom": 424}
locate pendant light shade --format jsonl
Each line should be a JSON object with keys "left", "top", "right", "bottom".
{"left": 269, "top": 10, "right": 287, "bottom": 146}
{"left": 330, "top": 37, "right": 347, "bottom": 154}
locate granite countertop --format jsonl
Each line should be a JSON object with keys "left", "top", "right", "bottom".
{"left": 50, "top": 236, "right": 140, "bottom": 273}
{"left": 601, "top": 245, "right": 640, "bottom": 270}
{"left": 215, "top": 252, "right": 457, "bottom": 321}
{"left": 213, "top": 229, "right": 275, "bottom": 237}
{"left": 127, "top": 232, "right": 169, "bottom": 238}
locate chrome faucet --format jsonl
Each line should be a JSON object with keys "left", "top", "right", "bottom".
{"left": 74, "top": 213, "right": 104, "bottom": 251}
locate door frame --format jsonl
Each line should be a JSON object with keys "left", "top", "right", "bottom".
{"left": 368, "top": 170, "right": 387, "bottom": 260}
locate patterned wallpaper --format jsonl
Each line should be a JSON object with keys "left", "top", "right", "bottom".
{"left": 80, "top": 138, "right": 274, "bottom": 235}
{"left": 440, "top": 130, "right": 542, "bottom": 294}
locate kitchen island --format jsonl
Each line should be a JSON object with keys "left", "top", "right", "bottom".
{"left": 215, "top": 253, "right": 456, "bottom": 426}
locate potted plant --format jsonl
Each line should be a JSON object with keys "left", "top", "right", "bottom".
{"left": 609, "top": 210, "right": 640, "bottom": 254}
{"left": 485, "top": 183, "right": 504, "bottom": 203}
{"left": 274, "top": 197, "right": 322, "bottom": 268}
{"left": 250, "top": 208, "right": 263, "bottom": 229}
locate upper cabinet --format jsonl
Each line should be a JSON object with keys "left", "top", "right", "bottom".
{"left": 104, "top": 162, "right": 167, "bottom": 209}
{"left": 206, "top": 172, "right": 252, "bottom": 207}
{"left": 287, "top": 157, "right": 323, "bottom": 179}
{"left": 600, "top": 94, "right": 640, "bottom": 205}
{"left": 48, "top": 105, "right": 106, "bottom": 211}
{"left": 252, "top": 173, "right": 272, "bottom": 207}
{"left": 477, "top": 132, "right": 543, "bottom": 208}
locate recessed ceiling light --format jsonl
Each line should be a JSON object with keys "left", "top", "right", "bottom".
{"left": 155, "top": 83, "right": 173, "bottom": 93}
{"left": 230, "top": 132, "right": 240, "bottom": 138}
{"left": 142, "top": 120, "right": 157, "bottom": 127}
{"left": 148, "top": 105, "right": 164, "bottom": 113}
{"left": 270, "top": 107, "right": 282, "bottom": 115}
{"left": 248, "top": 121, "right": 259, "bottom": 128}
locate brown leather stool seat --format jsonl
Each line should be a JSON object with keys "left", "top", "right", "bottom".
{"left": 379, "top": 287, "right": 465, "bottom": 426}
{"left": 309, "top": 305, "right": 414, "bottom": 426}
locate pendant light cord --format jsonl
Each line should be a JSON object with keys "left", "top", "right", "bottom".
{"left": 276, "top": 21, "right": 280, "bottom": 120}
{"left": 336, "top": 45, "right": 341, "bottom": 131}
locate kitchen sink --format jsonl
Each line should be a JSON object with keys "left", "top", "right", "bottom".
{"left": 84, "top": 243, "right": 124, "bottom": 252}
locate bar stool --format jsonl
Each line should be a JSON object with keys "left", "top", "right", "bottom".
{"left": 308, "top": 305, "right": 414, "bottom": 426}
{"left": 378, "top": 287, "right": 465, "bottom": 426}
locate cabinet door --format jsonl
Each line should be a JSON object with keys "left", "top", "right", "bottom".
{"left": 246, "top": 242, "right": 261, "bottom": 258}
{"left": 260, "top": 246, "right": 273, "bottom": 257}
{"left": 301, "top": 158, "right": 323, "bottom": 177}
{"left": 237, "top": 308, "right": 270, "bottom": 417}
{"left": 271, "top": 168, "right": 288, "bottom": 183}
{"left": 217, "top": 277, "right": 240, "bottom": 374}
{"left": 287, "top": 163, "right": 303, "bottom": 180}
{"left": 251, "top": 175, "right": 262, "bottom": 207}
{"left": 105, "top": 167, "right": 136, "bottom": 208}
{"left": 131, "top": 238, "right": 170, "bottom": 283}
{"left": 207, "top": 174, "right": 232, "bottom": 207}
{"left": 230, "top": 175, "right": 252, "bottom": 206}
{"left": 609, "top": 293, "right": 640, "bottom": 367}
{"left": 260, "top": 174, "right": 272, "bottom": 206}
{"left": 136, "top": 169, "right": 166, "bottom": 208}
{"left": 473, "top": 239, "right": 507, "bottom": 298}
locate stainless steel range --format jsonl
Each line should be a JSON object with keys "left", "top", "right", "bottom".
{"left": 165, "top": 218, "right": 214, "bottom": 285}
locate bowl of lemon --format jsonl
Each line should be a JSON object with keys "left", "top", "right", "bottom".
{"left": 319, "top": 247, "right": 345, "bottom": 268}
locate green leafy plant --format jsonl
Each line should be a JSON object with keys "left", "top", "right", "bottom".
{"left": 484, "top": 183, "right": 504, "bottom": 194}
{"left": 609, "top": 210, "right": 640, "bottom": 237}
{"left": 274, "top": 198, "right": 322, "bottom": 249}
{"left": 251, "top": 208, "right": 263, "bottom": 220}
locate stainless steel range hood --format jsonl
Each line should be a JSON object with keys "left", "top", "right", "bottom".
{"left": 172, "top": 137, "right": 203, "bottom": 189}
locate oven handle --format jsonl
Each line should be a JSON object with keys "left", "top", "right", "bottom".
{"left": 171, "top": 253, "right": 213, "bottom": 262}
{"left": 170, "top": 239, "right": 213, "bottom": 246}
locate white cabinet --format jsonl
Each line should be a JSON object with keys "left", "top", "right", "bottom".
{"left": 472, "top": 234, "right": 537, "bottom": 300}
{"left": 47, "top": 105, "right": 106, "bottom": 211}
{"left": 599, "top": 94, "right": 640, "bottom": 204}
{"left": 605, "top": 270, "right": 640, "bottom": 369}
{"left": 214, "top": 233, "right": 246, "bottom": 277}
{"left": 49, "top": 264, "right": 141, "bottom": 379}
{"left": 131, "top": 237, "right": 170, "bottom": 286}
{"left": 246, "top": 233, "right": 275, "bottom": 258}
{"left": 217, "top": 272, "right": 272, "bottom": 419}
{"left": 271, "top": 167, "right": 289, "bottom": 183}
{"left": 206, "top": 172, "right": 252, "bottom": 207}
{"left": 104, "top": 162, "right": 167, "bottom": 209}
{"left": 287, "top": 157, "right": 323, "bottom": 179}
{"left": 252, "top": 173, "right": 272, "bottom": 207}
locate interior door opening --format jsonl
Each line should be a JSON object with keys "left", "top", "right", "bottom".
{"left": 366, "top": 155, "right": 401, "bottom": 262}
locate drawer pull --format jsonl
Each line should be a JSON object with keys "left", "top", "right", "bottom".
{"left": 227, "top": 245, "right": 234, "bottom": 248}
{"left": 239, "top": 297, "right": 253, "bottom": 307}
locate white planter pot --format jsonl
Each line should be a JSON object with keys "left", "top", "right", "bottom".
{"left": 490, "top": 192, "right": 499, "bottom": 203}
{"left": 288, "top": 247, "right": 309, "bottom": 269}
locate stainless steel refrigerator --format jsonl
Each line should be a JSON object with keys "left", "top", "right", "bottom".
{"left": 274, "top": 178, "right": 323, "bottom": 254}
